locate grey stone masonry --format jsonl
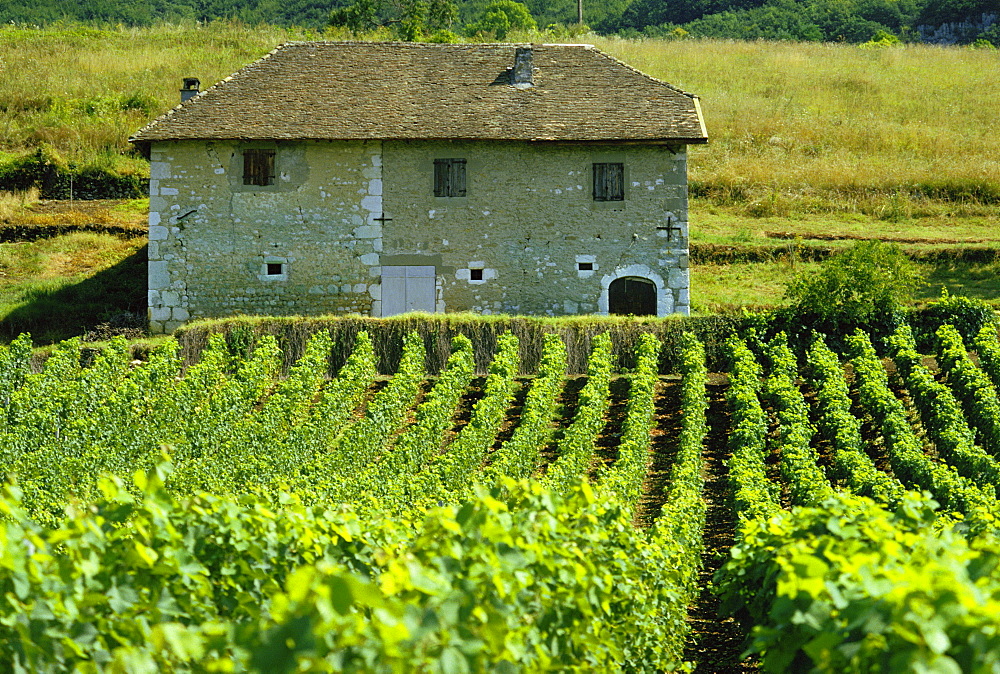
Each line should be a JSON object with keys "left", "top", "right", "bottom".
{"left": 146, "top": 139, "right": 693, "bottom": 332}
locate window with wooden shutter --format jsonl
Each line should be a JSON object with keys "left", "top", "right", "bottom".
{"left": 434, "top": 158, "right": 466, "bottom": 197}
{"left": 592, "top": 162, "right": 624, "bottom": 201}
{"left": 243, "top": 149, "right": 276, "bottom": 186}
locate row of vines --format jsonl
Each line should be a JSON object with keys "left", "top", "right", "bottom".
{"left": 718, "top": 321, "right": 1000, "bottom": 672}
{"left": 0, "top": 329, "right": 710, "bottom": 672}
{"left": 5, "top": 317, "right": 1000, "bottom": 672}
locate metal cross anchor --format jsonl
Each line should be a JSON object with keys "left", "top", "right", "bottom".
{"left": 656, "top": 217, "right": 683, "bottom": 241}
{"left": 373, "top": 214, "right": 393, "bottom": 225}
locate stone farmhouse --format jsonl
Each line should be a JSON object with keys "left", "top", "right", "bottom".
{"left": 130, "top": 42, "right": 707, "bottom": 333}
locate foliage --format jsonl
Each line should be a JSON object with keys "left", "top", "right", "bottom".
{"left": 0, "top": 145, "right": 146, "bottom": 200}
{"left": 0, "top": 458, "right": 707, "bottom": 672}
{"left": 329, "top": 0, "right": 458, "bottom": 39}
{"left": 909, "top": 289, "right": 997, "bottom": 352}
{"left": 481, "top": 332, "right": 567, "bottom": 484}
{"left": 805, "top": 333, "right": 906, "bottom": 504}
{"left": 464, "top": 0, "right": 537, "bottom": 38}
{"left": 845, "top": 328, "right": 999, "bottom": 533}
{"left": 337, "top": 333, "right": 476, "bottom": 507}
{"left": 763, "top": 333, "right": 833, "bottom": 506}
{"left": 16, "top": 309, "right": 1000, "bottom": 671}
{"left": 542, "top": 331, "right": 612, "bottom": 496}
{"left": 598, "top": 332, "right": 661, "bottom": 512}
{"left": 724, "top": 335, "right": 781, "bottom": 529}
{"left": 719, "top": 492, "right": 1000, "bottom": 673}
{"left": 642, "top": 331, "right": 710, "bottom": 663}
{"left": 934, "top": 323, "right": 1000, "bottom": 455}
{"left": 613, "top": 0, "right": 924, "bottom": 42}
{"left": 887, "top": 324, "right": 1000, "bottom": 494}
{"left": 786, "top": 241, "right": 924, "bottom": 324}
{"left": 426, "top": 331, "right": 520, "bottom": 498}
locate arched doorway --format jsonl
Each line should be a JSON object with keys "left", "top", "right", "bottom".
{"left": 608, "top": 276, "right": 657, "bottom": 316}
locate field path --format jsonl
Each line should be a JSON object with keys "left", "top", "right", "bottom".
{"left": 683, "top": 379, "right": 757, "bottom": 672}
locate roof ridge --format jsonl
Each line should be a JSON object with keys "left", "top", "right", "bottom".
{"left": 272, "top": 40, "right": 595, "bottom": 47}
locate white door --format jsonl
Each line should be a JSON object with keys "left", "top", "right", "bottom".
{"left": 381, "top": 266, "right": 436, "bottom": 316}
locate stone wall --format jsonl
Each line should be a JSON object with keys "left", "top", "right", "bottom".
{"left": 382, "top": 140, "right": 690, "bottom": 317}
{"left": 147, "top": 139, "right": 691, "bottom": 333}
{"left": 918, "top": 12, "right": 997, "bottom": 44}
{"left": 147, "top": 139, "right": 383, "bottom": 333}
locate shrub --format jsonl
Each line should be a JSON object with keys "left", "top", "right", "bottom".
{"left": 909, "top": 289, "right": 997, "bottom": 351}
{"left": 785, "top": 240, "right": 924, "bottom": 324}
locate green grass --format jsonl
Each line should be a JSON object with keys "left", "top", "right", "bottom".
{"left": 691, "top": 198, "right": 1000, "bottom": 247}
{"left": 922, "top": 261, "right": 1000, "bottom": 303}
{"left": 0, "top": 232, "right": 145, "bottom": 342}
{"left": 690, "top": 257, "right": 1000, "bottom": 314}
{"left": 690, "top": 261, "right": 817, "bottom": 313}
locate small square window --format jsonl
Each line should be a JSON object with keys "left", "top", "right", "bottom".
{"left": 593, "top": 162, "right": 624, "bottom": 202}
{"left": 244, "top": 149, "right": 276, "bottom": 186}
{"left": 434, "top": 158, "right": 467, "bottom": 197}
{"left": 578, "top": 262, "right": 594, "bottom": 271}
{"left": 265, "top": 262, "right": 284, "bottom": 276}
{"left": 470, "top": 268, "right": 484, "bottom": 281}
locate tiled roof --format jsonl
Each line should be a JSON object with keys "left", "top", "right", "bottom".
{"left": 130, "top": 42, "right": 707, "bottom": 145}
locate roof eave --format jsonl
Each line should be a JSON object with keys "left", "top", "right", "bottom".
{"left": 129, "top": 135, "right": 707, "bottom": 145}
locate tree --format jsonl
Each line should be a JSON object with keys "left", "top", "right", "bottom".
{"left": 465, "top": 0, "right": 537, "bottom": 39}
{"left": 329, "top": 0, "right": 457, "bottom": 38}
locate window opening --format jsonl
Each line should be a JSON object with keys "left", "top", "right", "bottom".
{"left": 593, "top": 163, "right": 624, "bottom": 202}
{"left": 244, "top": 149, "right": 276, "bottom": 186}
{"left": 434, "top": 158, "right": 467, "bottom": 197}
{"left": 265, "top": 262, "right": 284, "bottom": 276}
{"left": 578, "top": 262, "right": 594, "bottom": 271}
{"left": 470, "top": 268, "right": 484, "bottom": 281}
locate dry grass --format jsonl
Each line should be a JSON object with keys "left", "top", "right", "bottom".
{"left": 589, "top": 37, "right": 1000, "bottom": 211}
{"left": 0, "top": 232, "right": 141, "bottom": 282}
{"left": 0, "top": 23, "right": 324, "bottom": 163}
{"left": 2, "top": 26, "right": 999, "bottom": 216}
{"left": 0, "top": 188, "right": 39, "bottom": 220}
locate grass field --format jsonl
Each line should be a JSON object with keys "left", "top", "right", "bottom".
{"left": 1, "top": 24, "right": 999, "bottom": 216}
{"left": 1, "top": 28, "right": 998, "bottom": 341}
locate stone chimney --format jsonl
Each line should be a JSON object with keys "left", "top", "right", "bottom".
{"left": 511, "top": 47, "right": 533, "bottom": 89}
{"left": 180, "top": 78, "right": 200, "bottom": 103}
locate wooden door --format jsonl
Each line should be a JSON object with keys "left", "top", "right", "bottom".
{"left": 381, "top": 266, "right": 436, "bottom": 316}
{"left": 609, "top": 277, "right": 656, "bottom": 316}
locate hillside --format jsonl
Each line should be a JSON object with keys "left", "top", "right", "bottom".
{"left": 1, "top": 29, "right": 999, "bottom": 342}
{"left": 0, "top": 0, "right": 995, "bottom": 42}
{"left": 3, "top": 27, "right": 1000, "bottom": 211}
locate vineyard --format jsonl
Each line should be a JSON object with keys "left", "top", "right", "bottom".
{"left": 3, "top": 319, "right": 1000, "bottom": 671}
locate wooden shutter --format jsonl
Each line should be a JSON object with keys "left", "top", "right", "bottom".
{"left": 434, "top": 158, "right": 466, "bottom": 197}
{"left": 593, "top": 162, "right": 624, "bottom": 201}
{"left": 243, "top": 149, "right": 275, "bottom": 186}
{"left": 451, "top": 159, "right": 466, "bottom": 197}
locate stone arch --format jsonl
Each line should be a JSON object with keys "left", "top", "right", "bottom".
{"left": 598, "top": 265, "right": 673, "bottom": 317}
{"left": 609, "top": 277, "right": 656, "bottom": 316}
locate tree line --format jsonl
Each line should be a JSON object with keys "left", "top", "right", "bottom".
{"left": 0, "top": 0, "right": 996, "bottom": 44}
